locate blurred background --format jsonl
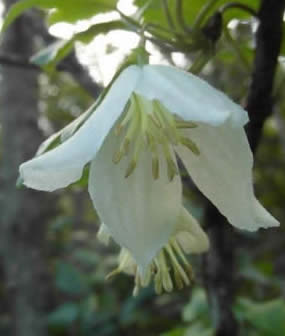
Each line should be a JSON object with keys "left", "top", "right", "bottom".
{"left": 0, "top": 0, "right": 285, "bottom": 335}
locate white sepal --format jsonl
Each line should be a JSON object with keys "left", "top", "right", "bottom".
{"left": 135, "top": 65, "right": 248, "bottom": 127}
{"left": 88, "top": 128, "right": 182, "bottom": 270}
{"left": 19, "top": 66, "right": 141, "bottom": 191}
{"left": 176, "top": 121, "right": 279, "bottom": 231}
{"left": 175, "top": 207, "right": 209, "bottom": 254}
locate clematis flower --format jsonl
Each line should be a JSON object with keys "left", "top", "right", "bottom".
{"left": 19, "top": 64, "right": 279, "bottom": 293}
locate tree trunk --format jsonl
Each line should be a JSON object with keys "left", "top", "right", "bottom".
{"left": 0, "top": 2, "right": 55, "bottom": 335}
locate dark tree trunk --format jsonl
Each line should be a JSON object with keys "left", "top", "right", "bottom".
{"left": 203, "top": 1, "right": 285, "bottom": 336}
{"left": 0, "top": 2, "right": 55, "bottom": 336}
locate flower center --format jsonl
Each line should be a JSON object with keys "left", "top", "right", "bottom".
{"left": 106, "top": 236, "right": 194, "bottom": 296}
{"left": 112, "top": 93, "right": 200, "bottom": 181}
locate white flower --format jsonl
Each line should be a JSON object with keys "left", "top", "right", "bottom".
{"left": 19, "top": 64, "right": 279, "bottom": 291}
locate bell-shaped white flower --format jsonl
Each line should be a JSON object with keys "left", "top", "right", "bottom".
{"left": 19, "top": 64, "right": 279, "bottom": 283}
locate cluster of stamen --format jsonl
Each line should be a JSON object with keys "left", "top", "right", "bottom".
{"left": 113, "top": 93, "right": 200, "bottom": 181}
{"left": 107, "top": 237, "right": 194, "bottom": 296}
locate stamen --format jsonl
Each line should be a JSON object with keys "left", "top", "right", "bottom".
{"left": 112, "top": 145, "right": 127, "bottom": 164}
{"left": 171, "top": 239, "right": 194, "bottom": 282}
{"left": 161, "top": 142, "right": 178, "bottom": 181}
{"left": 112, "top": 93, "right": 200, "bottom": 180}
{"left": 154, "top": 271, "right": 163, "bottom": 295}
{"left": 140, "top": 265, "right": 153, "bottom": 287}
{"left": 173, "top": 268, "right": 184, "bottom": 290}
{"left": 165, "top": 245, "right": 190, "bottom": 286}
{"left": 180, "top": 137, "right": 200, "bottom": 155}
{"left": 157, "top": 250, "right": 173, "bottom": 292}
{"left": 175, "top": 120, "right": 198, "bottom": 129}
{"left": 133, "top": 267, "right": 141, "bottom": 296}
{"left": 107, "top": 237, "right": 195, "bottom": 296}
{"left": 125, "top": 136, "right": 145, "bottom": 178}
{"left": 152, "top": 156, "right": 160, "bottom": 180}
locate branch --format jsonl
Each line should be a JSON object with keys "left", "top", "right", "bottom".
{"left": 246, "top": 0, "right": 285, "bottom": 153}
{"left": 0, "top": 50, "right": 102, "bottom": 99}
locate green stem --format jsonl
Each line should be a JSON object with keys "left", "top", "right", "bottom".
{"left": 176, "top": 0, "right": 192, "bottom": 33}
{"left": 192, "top": 0, "right": 219, "bottom": 30}
{"left": 220, "top": 2, "right": 257, "bottom": 17}
{"left": 188, "top": 51, "right": 212, "bottom": 74}
{"left": 162, "top": 0, "right": 176, "bottom": 31}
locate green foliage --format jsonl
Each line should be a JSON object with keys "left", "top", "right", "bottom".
{"left": 31, "top": 40, "right": 74, "bottom": 69}
{"left": 30, "top": 21, "right": 126, "bottom": 71}
{"left": 55, "top": 261, "right": 91, "bottom": 295}
{"left": 47, "top": 0, "right": 118, "bottom": 25}
{"left": 236, "top": 298, "right": 285, "bottom": 336}
{"left": 48, "top": 302, "right": 79, "bottom": 329}
{"left": 135, "top": 0, "right": 259, "bottom": 30}
{"left": 1, "top": 0, "right": 117, "bottom": 33}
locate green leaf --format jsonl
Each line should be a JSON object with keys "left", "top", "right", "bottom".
{"left": 75, "top": 20, "right": 128, "bottom": 44}
{"left": 1, "top": 0, "right": 60, "bottom": 33}
{"left": 55, "top": 261, "right": 90, "bottom": 295}
{"left": 30, "top": 20, "right": 128, "bottom": 71}
{"left": 183, "top": 288, "right": 209, "bottom": 323}
{"left": 161, "top": 328, "right": 186, "bottom": 336}
{"left": 48, "top": 302, "right": 79, "bottom": 328}
{"left": 185, "top": 322, "right": 213, "bottom": 336}
{"left": 1, "top": 0, "right": 117, "bottom": 33}
{"left": 73, "top": 249, "right": 99, "bottom": 266}
{"left": 237, "top": 298, "right": 285, "bottom": 336}
{"left": 49, "top": 216, "right": 74, "bottom": 232}
{"left": 31, "top": 39, "right": 74, "bottom": 68}
{"left": 47, "top": 0, "right": 118, "bottom": 25}
{"left": 134, "top": 0, "right": 259, "bottom": 31}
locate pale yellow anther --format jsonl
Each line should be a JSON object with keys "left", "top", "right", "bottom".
{"left": 125, "top": 160, "right": 137, "bottom": 178}
{"left": 180, "top": 137, "right": 200, "bottom": 155}
{"left": 152, "top": 156, "right": 160, "bottom": 180}
{"left": 112, "top": 148, "right": 125, "bottom": 164}
{"left": 175, "top": 120, "right": 198, "bottom": 129}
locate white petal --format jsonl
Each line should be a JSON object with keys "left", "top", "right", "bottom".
{"left": 88, "top": 130, "right": 182, "bottom": 270}
{"left": 176, "top": 121, "right": 279, "bottom": 231}
{"left": 19, "top": 65, "right": 141, "bottom": 191}
{"left": 175, "top": 207, "right": 209, "bottom": 254}
{"left": 135, "top": 65, "right": 248, "bottom": 126}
